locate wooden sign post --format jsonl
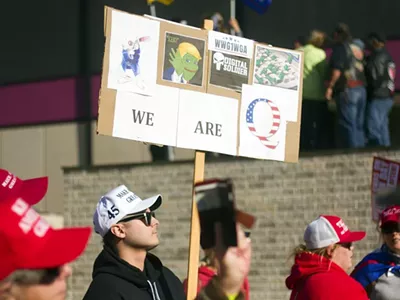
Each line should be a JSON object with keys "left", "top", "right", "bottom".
{"left": 186, "top": 151, "right": 205, "bottom": 299}
{"left": 185, "top": 19, "right": 213, "bottom": 300}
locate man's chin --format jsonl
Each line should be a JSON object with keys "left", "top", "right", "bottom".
{"left": 146, "top": 241, "right": 160, "bottom": 251}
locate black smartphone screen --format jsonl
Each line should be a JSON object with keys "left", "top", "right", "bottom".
{"left": 194, "top": 179, "right": 237, "bottom": 249}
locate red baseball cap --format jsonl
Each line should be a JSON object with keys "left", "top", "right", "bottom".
{"left": 0, "top": 197, "right": 91, "bottom": 280}
{"left": 304, "top": 215, "right": 366, "bottom": 249}
{"left": 380, "top": 205, "right": 400, "bottom": 226}
{"left": 0, "top": 169, "right": 48, "bottom": 205}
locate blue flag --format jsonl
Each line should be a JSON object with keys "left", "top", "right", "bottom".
{"left": 242, "top": 0, "right": 272, "bottom": 14}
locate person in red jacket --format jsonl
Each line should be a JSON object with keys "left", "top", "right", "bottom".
{"left": 183, "top": 247, "right": 250, "bottom": 300}
{"left": 286, "top": 215, "right": 369, "bottom": 300}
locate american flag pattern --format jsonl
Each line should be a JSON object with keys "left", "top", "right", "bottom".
{"left": 246, "top": 98, "right": 281, "bottom": 149}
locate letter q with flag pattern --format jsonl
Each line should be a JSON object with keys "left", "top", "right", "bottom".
{"left": 246, "top": 98, "right": 281, "bottom": 149}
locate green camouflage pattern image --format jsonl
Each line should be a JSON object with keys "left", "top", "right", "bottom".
{"left": 253, "top": 46, "right": 300, "bottom": 90}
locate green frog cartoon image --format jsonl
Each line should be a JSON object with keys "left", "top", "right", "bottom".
{"left": 163, "top": 42, "right": 202, "bottom": 85}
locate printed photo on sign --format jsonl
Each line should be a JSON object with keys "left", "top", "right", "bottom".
{"left": 112, "top": 86, "right": 180, "bottom": 147}
{"left": 210, "top": 51, "right": 250, "bottom": 92}
{"left": 161, "top": 32, "right": 205, "bottom": 86}
{"left": 176, "top": 90, "right": 238, "bottom": 156}
{"left": 107, "top": 10, "right": 160, "bottom": 95}
{"left": 253, "top": 45, "right": 300, "bottom": 91}
{"left": 208, "top": 31, "right": 254, "bottom": 59}
{"left": 239, "top": 84, "right": 287, "bottom": 161}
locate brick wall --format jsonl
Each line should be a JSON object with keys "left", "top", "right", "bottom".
{"left": 64, "top": 150, "right": 400, "bottom": 300}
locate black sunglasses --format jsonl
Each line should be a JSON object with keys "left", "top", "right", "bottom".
{"left": 381, "top": 223, "right": 400, "bottom": 234}
{"left": 338, "top": 242, "right": 353, "bottom": 250}
{"left": 13, "top": 267, "right": 61, "bottom": 285}
{"left": 119, "top": 211, "right": 155, "bottom": 226}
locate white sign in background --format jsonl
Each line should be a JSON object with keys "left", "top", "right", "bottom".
{"left": 107, "top": 10, "right": 160, "bottom": 96}
{"left": 208, "top": 31, "right": 254, "bottom": 59}
{"left": 239, "top": 84, "right": 287, "bottom": 162}
{"left": 112, "top": 86, "right": 180, "bottom": 146}
{"left": 176, "top": 90, "right": 238, "bottom": 156}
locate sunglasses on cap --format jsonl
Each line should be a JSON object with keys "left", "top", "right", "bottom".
{"left": 381, "top": 223, "right": 400, "bottom": 234}
{"left": 118, "top": 211, "right": 156, "bottom": 226}
{"left": 11, "top": 267, "right": 61, "bottom": 285}
{"left": 337, "top": 242, "right": 353, "bottom": 250}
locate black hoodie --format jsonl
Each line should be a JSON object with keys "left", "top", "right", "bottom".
{"left": 82, "top": 246, "right": 186, "bottom": 300}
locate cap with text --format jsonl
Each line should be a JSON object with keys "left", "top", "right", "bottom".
{"left": 93, "top": 185, "right": 162, "bottom": 237}
{"left": 0, "top": 196, "right": 91, "bottom": 280}
{"left": 304, "top": 215, "right": 366, "bottom": 249}
{"left": 0, "top": 169, "right": 48, "bottom": 205}
{"left": 380, "top": 205, "right": 400, "bottom": 226}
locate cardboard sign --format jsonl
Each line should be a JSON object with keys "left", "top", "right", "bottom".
{"left": 371, "top": 156, "right": 400, "bottom": 221}
{"left": 97, "top": 7, "right": 304, "bottom": 163}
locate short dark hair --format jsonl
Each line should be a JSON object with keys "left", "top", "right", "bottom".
{"left": 295, "top": 35, "right": 306, "bottom": 46}
{"left": 368, "top": 32, "right": 386, "bottom": 44}
{"left": 334, "top": 23, "right": 352, "bottom": 42}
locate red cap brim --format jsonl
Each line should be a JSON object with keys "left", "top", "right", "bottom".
{"left": 21, "top": 227, "right": 91, "bottom": 269}
{"left": 19, "top": 177, "right": 48, "bottom": 205}
{"left": 341, "top": 231, "right": 366, "bottom": 243}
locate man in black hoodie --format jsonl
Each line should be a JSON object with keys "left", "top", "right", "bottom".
{"left": 83, "top": 184, "right": 252, "bottom": 300}
{"left": 83, "top": 184, "right": 185, "bottom": 300}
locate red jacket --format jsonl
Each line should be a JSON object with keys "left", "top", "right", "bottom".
{"left": 285, "top": 252, "right": 368, "bottom": 300}
{"left": 183, "top": 266, "right": 250, "bottom": 300}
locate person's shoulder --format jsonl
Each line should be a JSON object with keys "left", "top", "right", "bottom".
{"left": 83, "top": 274, "right": 123, "bottom": 300}
{"left": 161, "top": 266, "right": 186, "bottom": 300}
{"left": 304, "top": 272, "right": 367, "bottom": 298}
{"left": 305, "top": 269, "right": 356, "bottom": 286}
{"left": 162, "top": 266, "right": 182, "bottom": 282}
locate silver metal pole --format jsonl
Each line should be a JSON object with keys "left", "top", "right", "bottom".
{"left": 150, "top": 4, "right": 156, "bottom": 17}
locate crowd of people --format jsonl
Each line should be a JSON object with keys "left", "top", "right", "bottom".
{"left": 1, "top": 167, "right": 400, "bottom": 300}
{"left": 1, "top": 12, "right": 399, "bottom": 300}
{"left": 298, "top": 23, "right": 396, "bottom": 151}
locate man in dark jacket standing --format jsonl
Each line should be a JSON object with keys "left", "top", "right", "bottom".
{"left": 83, "top": 185, "right": 186, "bottom": 300}
{"left": 365, "top": 32, "right": 396, "bottom": 147}
{"left": 326, "top": 23, "right": 368, "bottom": 149}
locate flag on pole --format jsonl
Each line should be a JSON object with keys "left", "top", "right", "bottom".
{"left": 242, "top": 0, "right": 272, "bottom": 14}
{"left": 147, "top": 0, "right": 174, "bottom": 5}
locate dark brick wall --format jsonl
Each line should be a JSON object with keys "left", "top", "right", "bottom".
{"left": 64, "top": 150, "right": 400, "bottom": 299}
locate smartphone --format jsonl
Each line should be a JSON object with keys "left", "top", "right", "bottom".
{"left": 194, "top": 178, "right": 237, "bottom": 249}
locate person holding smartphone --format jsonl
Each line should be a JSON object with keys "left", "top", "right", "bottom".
{"left": 182, "top": 239, "right": 251, "bottom": 300}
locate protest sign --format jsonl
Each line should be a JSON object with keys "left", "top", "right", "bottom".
{"left": 371, "top": 156, "right": 400, "bottom": 221}
{"left": 97, "top": 7, "right": 304, "bottom": 163}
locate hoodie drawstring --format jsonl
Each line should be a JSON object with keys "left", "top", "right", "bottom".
{"left": 153, "top": 282, "right": 161, "bottom": 300}
{"left": 147, "top": 280, "right": 161, "bottom": 300}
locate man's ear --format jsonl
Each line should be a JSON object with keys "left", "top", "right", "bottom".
{"left": 110, "top": 224, "right": 126, "bottom": 239}
{"left": 326, "top": 244, "right": 336, "bottom": 258}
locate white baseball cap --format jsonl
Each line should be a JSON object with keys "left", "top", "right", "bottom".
{"left": 304, "top": 215, "right": 366, "bottom": 249}
{"left": 93, "top": 185, "right": 162, "bottom": 237}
